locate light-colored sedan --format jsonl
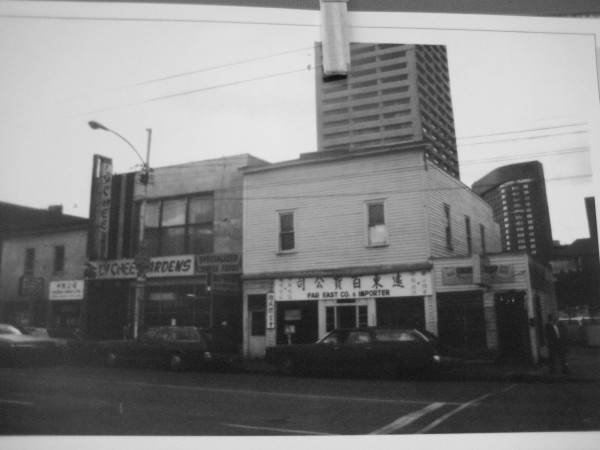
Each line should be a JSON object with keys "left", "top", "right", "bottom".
{"left": 0, "top": 324, "right": 61, "bottom": 366}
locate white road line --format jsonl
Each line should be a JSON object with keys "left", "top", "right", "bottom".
{"left": 221, "top": 423, "right": 335, "bottom": 435}
{"left": 370, "top": 402, "right": 445, "bottom": 435}
{"left": 0, "top": 399, "right": 34, "bottom": 406}
{"left": 416, "top": 384, "right": 517, "bottom": 434}
{"left": 109, "top": 379, "right": 465, "bottom": 405}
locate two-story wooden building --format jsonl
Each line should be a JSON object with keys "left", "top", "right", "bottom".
{"left": 241, "top": 144, "right": 556, "bottom": 363}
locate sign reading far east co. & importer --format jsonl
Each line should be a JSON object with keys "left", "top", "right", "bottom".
{"left": 274, "top": 271, "right": 432, "bottom": 301}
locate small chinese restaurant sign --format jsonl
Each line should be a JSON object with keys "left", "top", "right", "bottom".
{"left": 274, "top": 271, "right": 432, "bottom": 301}
{"left": 49, "top": 280, "right": 84, "bottom": 300}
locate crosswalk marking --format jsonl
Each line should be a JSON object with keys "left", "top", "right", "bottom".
{"left": 370, "top": 402, "right": 446, "bottom": 434}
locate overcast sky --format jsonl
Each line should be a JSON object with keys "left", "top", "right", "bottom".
{"left": 0, "top": 2, "right": 598, "bottom": 245}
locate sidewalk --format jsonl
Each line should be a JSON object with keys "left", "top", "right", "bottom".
{"left": 242, "top": 346, "right": 600, "bottom": 383}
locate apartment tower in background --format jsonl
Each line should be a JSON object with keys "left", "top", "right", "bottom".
{"left": 472, "top": 161, "right": 554, "bottom": 262}
{"left": 315, "top": 43, "right": 459, "bottom": 178}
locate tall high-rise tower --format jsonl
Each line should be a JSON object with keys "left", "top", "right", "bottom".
{"left": 315, "top": 43, "right": 459, "bottom": 178}
{"left": 472, "top": 161, "right": 554, "bottom": 262}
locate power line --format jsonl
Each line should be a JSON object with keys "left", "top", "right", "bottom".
{"left": 56, "top": 46, "right": 315, "bottom": 105}
{"left": 456, "top": 123, "right": 587, "bottom": 141}
{"left": 0, "top": 12, "right": 317, "bottom": 28}
{"left": 458, "top": 129, "right": 587, "bottom": 147}
{"left": 76, "top": 65, "right": 312, "bottom": 116}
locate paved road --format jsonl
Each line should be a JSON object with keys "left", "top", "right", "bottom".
{"left": 0, "top": 364, "right": 599, "bottom": 440}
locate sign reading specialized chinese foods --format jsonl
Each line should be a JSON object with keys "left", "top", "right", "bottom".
{"left": 274, "top": 271, "right": 431, "bottom": 301}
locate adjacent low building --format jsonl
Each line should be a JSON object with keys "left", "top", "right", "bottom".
{"left": 241, "top": 144, "right": 556, "bottom": 363}
{"left": 0, "top": 203, "right": 88, "bottom": 329}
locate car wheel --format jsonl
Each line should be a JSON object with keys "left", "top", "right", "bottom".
{"left": 168, "top": 353, "right": 185, "bottom": 371}
{"left": 279, "top": 356, "right": 295, "bottom": 376}
{"left": 378, "top": 359, "right": 400, "bottom": 380}
{"left": 105, "top": 351, "right": 119, "bottom": 368}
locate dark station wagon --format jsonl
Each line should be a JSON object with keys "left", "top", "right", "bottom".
{"left": 265, "top": 327, "right": 444, "bottom": 379}
{"left": 99, "top": 326, "right": 240, "bottom": 371}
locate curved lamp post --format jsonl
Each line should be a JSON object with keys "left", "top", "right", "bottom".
{"left": 89, "top": 121, "right": 152, "bottom": 339}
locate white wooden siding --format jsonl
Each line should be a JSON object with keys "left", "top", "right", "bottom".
{"left": 243, "top": 150, "right": 430, "bottom": 275}
{"left": 423, "top": 165, "right": 501, "bottom": 258}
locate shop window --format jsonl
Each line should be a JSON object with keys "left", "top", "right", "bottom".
{"left": 279, "top": 211, "right": 295, "bottom": 252}
{"left": 24, "top": 248, "right": 35, "bottom": 275}
{"left": 367, "top": 201, "right": 387, "bottom": 246}
{"left": 53, "top": 245, "right": 65, "bottom": 273}
{"left": 142, "top": 194, "right": 214, "bottom": 257}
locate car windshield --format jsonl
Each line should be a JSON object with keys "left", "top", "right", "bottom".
{"left": 374, "top": 329, "right": 421, "bottom": 342}
{"left": 23, "top": 328, "right": 50, "bottom": 338}
{"left": 318, "top": 330, "right": 344, "bottom": 345}
{"left": 171, "top": 328, "right": 200, "bottom": 341}
{"left": 0, "top": 324, "right": 22, "bottom": 335}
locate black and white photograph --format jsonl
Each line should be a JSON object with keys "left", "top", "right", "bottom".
{"left": 0, "top": 1, "right": 599, "bottom": 449}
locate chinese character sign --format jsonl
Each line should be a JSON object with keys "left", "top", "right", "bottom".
{"left": 274, "top": 271, "right": 432, "bottom": 301}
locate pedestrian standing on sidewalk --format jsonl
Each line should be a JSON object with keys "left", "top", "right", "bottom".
{"left": 545, "top": 313, "right": 570, "bottom": 375}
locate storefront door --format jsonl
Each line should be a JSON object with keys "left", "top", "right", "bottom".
{"left": 495, "top": 291, "right": 531, "bottom": 362}
{"left": 320, "top": 298, "right": 375, "bottom": 336}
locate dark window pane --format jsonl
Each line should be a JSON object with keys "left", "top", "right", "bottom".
{"left": 145, "top": 201, "right": 161, "bottom": 228}
{"left": 54, "top": 246, "right": 65, "bottom": 272}
{"left": 280, "top": 212, "right": 294, "bottom": 232}
{"left": 188, "top": 225, "right": 213, "bottom": 254}
{"left": 368, "top": 203, "right": 384, "bottom": 225}
{"left": 161, "top": 227, "right": 186, "bottom": 255}
{"left": 251, "top": 311, "right": 266, "bottom": 336}
{"left": 189, "top": 195, "right": 214, "bottom": 224}
{"left": 162, "top": 198, "right": 186, "bottom": 226}
{"left": 145, "top": 228, "right": 161, "bottom": 257}
{"left": 24, "top": 248, "right": 35, "bottom": 275}
{"left": 280, "top": 232, "right": 295, "bottom": 251}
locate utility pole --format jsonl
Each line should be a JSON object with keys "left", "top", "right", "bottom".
{"left": 133, "top": 128, "right": 152, "bottom": 339}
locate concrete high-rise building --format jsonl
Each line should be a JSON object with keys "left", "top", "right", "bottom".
{"left": 315, "top": 43, "right": 459, "bottom": 178}
{"left": 472, "top": 161, "right": 553, "bottom": 262}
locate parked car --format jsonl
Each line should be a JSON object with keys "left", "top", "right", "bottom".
{"left": 265, "top": 326, "right": 445, "bottom": 379}
{"left": 99, "top": 326, "right": 241, "bottom": 371}
{"left": 0, "top": 324, "right": 61, "bottom": 366}
{"left": 21, "top": 327, "right": 98, "bottom": 364}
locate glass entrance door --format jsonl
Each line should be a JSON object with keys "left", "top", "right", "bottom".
{"left": 321, "top": 299, "right": 375, "bottom": 336}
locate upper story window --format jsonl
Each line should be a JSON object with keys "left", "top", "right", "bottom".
{"left": 444, "top": 204, "right": 452, "bottom": 249}
{"left": 465, "top": 216, "right": 472, "bottom": 255}
{"left": 53, "top": 245, "right": 65, "bottom": 273}
{"left": 279, "top": 211, "right": 295, "bottom": 252}
{"left": 143, "top": 193, "right": 214, "bottom": 257}
{"left": 480, "top": 224, "right": 486, "bottom": 255}
{"left": 367, "top": 201, "right": 387, "bottom": 246}
{"left": 24, "top": 248, "right": 35, "bottom": 275}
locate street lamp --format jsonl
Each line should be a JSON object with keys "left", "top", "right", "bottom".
{"left": 89, "top": 121, "right": 152, "bottom": 339}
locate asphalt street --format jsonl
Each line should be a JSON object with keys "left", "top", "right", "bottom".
{"left": 0, "top": 361, "right": 599, "bottom": 439}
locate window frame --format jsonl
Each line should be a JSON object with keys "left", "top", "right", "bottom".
{"left": 480, "top": 224, "right": 487, "bottom": 255}
{"left": 366, "top": 200, "right": 388, "bottom": 247}
{"left": 465, "top": 216, "right": 472, "bottom": 255}
{"left": 53, "top": 245, "right": 65, "bottom": 273}
{"left": 444, "top": 203, "right": 453, "bottom": 250}
{"left": 24, "top": 248, "right": 35, "bottom": 276}
{"left": 141, "top": 192, "right": 214, "bottom": 257}
{"left": 278, "top": 210, "right": 296, "bottom": 253}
